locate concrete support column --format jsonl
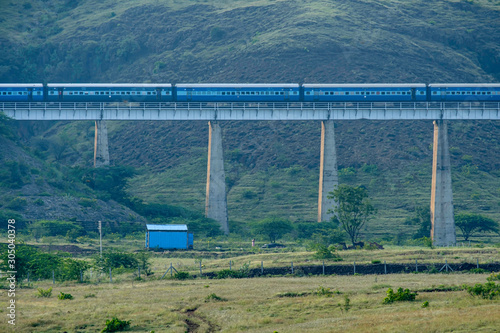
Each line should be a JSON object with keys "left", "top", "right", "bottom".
{"left": 94, "top": 120, "right": 110, "bottom": 167}
{"left": 318, "top": 120, "right": 339, "bottom": 222}
{"left": 430, "top": 120, "right": 456, "bottom": 246}
{"left": 205, "top": 121, "right": 229, "bottom": 235}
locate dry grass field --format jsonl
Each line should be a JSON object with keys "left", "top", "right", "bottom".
{"left": 3, "top": 272, "right": 499, "bottom": 332}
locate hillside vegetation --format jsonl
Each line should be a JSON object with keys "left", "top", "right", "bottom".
{"left": 0, "top": 0, "right": 500, "bottom": 241}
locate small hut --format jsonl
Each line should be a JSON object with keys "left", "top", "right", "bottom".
{"left": 145, "top": 224, "right": 193, "bottom": 250}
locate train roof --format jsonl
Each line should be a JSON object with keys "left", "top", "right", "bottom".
{"left": 176, "top": 83, "right": 299, "bottom": 88}
{"left": 428, "top": 83, "right": 500, "bottom": 88}
{"left": 47, "top": 83, "right": 172, "bottom": 88}
{"left": 0, "top": 83, "right": 43, "bottom": 88}
{"left": 302, "top": 83, "right": 426, "bottom": 88}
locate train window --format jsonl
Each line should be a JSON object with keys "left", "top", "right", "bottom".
{"left": 222, "top": 92, "right": 226, "bottom": 95}
{"left": 127, "top": 92, "right": 130, "bottom": 95}
{"left": 381, "top": 92, "right": 385, "bottom": 95}
{"left": 306, "top": 92, "right": 310, "bottom": 95}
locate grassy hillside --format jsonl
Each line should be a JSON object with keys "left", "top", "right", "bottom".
{"left": 1, "top": 0, "right": 500, "bottom": 241}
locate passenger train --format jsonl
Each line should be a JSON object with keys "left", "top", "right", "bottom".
{"left": 0, "top": 83, "right": 499, "bottom": 103}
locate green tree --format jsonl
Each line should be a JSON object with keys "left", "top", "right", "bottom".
{"left": 327, "top": 185, "right": 375, "bottom": 245}
{"left": 404, "top": 205, "right": 431, "bottom": 239}
{"left": 455, "top": 213, "right": 499, "bottom": 241}
{"left": 253, "top": 217, "right": 293, "bottom": 243}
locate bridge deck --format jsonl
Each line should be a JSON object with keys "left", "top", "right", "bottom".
{"left": 2, "top": 102, "right": 500, "bottom": 120}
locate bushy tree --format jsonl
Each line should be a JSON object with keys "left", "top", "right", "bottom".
{"left": 253, "top": 217, "right": 293, "bottom": 243}
{"left": 404, "top": 205, "right": 431, "bottom": 239}
{"left": 0, "top": 244, "right": 88, "bottom": 280}
{"left": 455, "top": 213, "right": 499, "bottom": 241}
{"left": 327, "top": 185, "right": 376, "bottom": 245}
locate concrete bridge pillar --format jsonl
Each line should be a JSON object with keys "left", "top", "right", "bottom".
{"left": 205, "top": 121, "right": 229, "bottom": 235}
{"left": 318, "top": 120, "right": 339, "bottom": 222}
{"left": 94, "top": 120, "right": 110, "bottom": 167}
{"left": 430, "top": 120, "right": 456, "bottom": 246}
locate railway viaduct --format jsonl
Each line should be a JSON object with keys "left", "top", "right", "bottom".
{"left": 3, "top": 101, "right": 500, "bottom": 246}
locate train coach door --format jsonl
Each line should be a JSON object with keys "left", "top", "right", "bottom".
{"left": 314, "top": 90, "right": 320, "bottom": 101}
{"left": 411, "top": 88, "right": 416, "bottom": 101}
{"left": 284, "top": 90, "right": 290, "bottom": 101}
{"left": 187, "top": 90, "right": 192, "bottom": 101}
{"left": 440, "top": 87, "right": 446, "bottom": 101}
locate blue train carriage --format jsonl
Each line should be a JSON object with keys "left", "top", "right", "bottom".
{"left": 0, "top": 83, "right": 44, "bottom": 102}
{"left": 428, "top": 83, "right": 500, "bottom": 101}
{"left": 302, "top": 84, "right": 427, "bottom": 102}
{"left": 46, "top": 83, "right": 173, "bottom": 102}
{"left": 175, "top": 83, "right": 301, "bottom": 102}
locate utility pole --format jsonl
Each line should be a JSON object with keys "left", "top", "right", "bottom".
{"left": 98, "top": 220, "right": 102, "bottom": 258}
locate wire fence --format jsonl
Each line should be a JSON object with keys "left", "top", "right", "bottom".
{"left": 6, "top": 258, "right": 499, "bottom": 286}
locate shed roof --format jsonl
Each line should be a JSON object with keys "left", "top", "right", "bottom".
{"left": 146, "top": 224, "right": 188, "bottom": 231}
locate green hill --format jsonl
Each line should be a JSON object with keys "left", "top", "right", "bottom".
{"left": 1, "top": 0, "right": 500, "bottom": 242}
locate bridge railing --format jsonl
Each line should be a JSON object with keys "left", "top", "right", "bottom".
{"left": 2, "top": 101, "right": 500, "bottom": 120}
{"left": 1, "top": 101, "right": 500, "bottom": 111}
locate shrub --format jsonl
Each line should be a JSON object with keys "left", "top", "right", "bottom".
{"left": 174, "top": 272, "right": 191, "bottom": 280}
{"left": 36, "top": 287, "right": 52, "bottom": 298}
{"left": 215, "top": 269, "right": 245, "bottom": 279}
{"left": 315, "top": 286, "right": 335, "bottom": 297}
{"left": 463, "top": 273, "right": 500, "bottom": 299}
{"left": 339, "top": 295, "right": 351, "bottom": 313}
{"left": 313, "top": 244, "right": 342, "bottom": 260}
{"left": 463, "top": 281, "right": 500, "bottom": 299}
{"left": 102, "top": 317, "right": 131, "bottom": 332}
{"left": 58, "top": 292, "right": 73, "bottom": 300}
{"left": 6, "top": 197, "right": 28, "bottom": 210}
{"left": 95, "top": 251, "right": 138, "bottom": 270}
{"left": 205, "top": 293, "right": 226, "bottom": 302}
{"left": 383, "top": 288, "right": 418, "bottom": 304}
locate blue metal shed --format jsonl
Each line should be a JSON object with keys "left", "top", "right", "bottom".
{"left": 145, "top": 224, "right": 193, "bottom": 250}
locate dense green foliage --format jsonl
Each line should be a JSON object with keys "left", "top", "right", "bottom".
{"left": 36, "top": 287, "right": 53, "bottom": 298}
{"left": 27, "top": 220, "right": 85, "bottom": 240}
{"left": 94, "top": 250, "right": 138, "bottom": 270}
{"left": 328, "top": 185, "right": 376, "bottom": 245}
{"left": 102, "top": 317, "right": 131, "bottom": 333}
{"left": 405, "top": 206, "right": 432, "bottom": 240}
{"left": 455, "top": 213, "right": 499, "bottom": 241}
{"left": 58, "top": 292, "right": 74, "bottom": 300}
{"left": 252, "top": 217, "right": 293, "bottom": 243}
{"left": 463, "top": 272, "right": 500, "bottom": 299}
{"left": 383, "top": 287, "right": 418, "bottom": 303}
{"left": 0, "top": 244, "right": 89, "bottom": 280}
